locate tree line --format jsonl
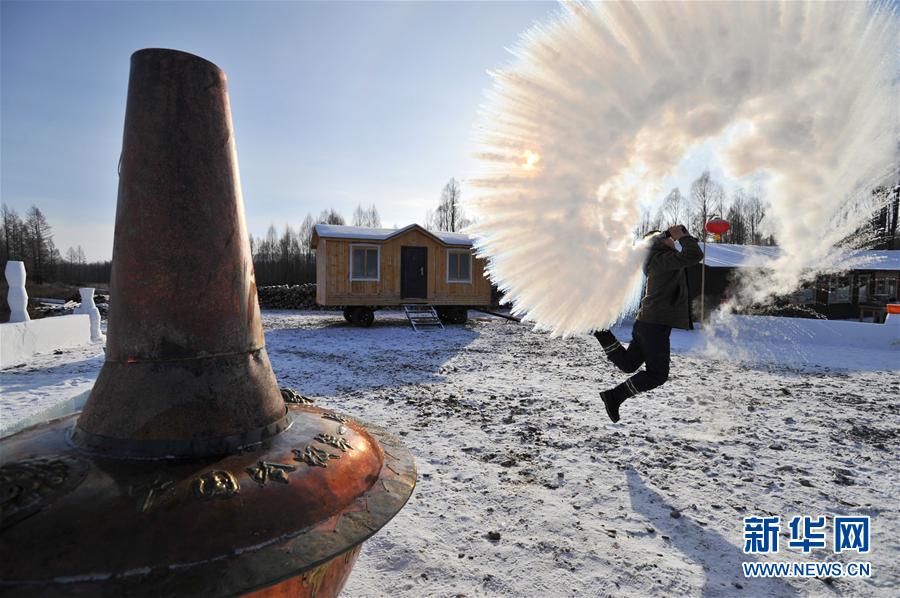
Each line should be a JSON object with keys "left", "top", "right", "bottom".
{"left": 250, "top": 204, "right": 381, "bottom": 286}
{"left": 636, "top": 170, "right": 776, "bottom": 245}
{"left": 1, "top": 204, "right": 112, "bottom": 285}
{"left": 8, "top": 177, "right": 894, "bottom": 289}
{"left": 1, "top": 177, "right": 461, "bottom": 288}
{"left": 639, "top": 172, "right": 900, "bottom": 250}
{"left": 250, "top": 177, "right": 471, "bottom": 286}
{"left": 0, "top": 176, "right": 792, "bottom": 289}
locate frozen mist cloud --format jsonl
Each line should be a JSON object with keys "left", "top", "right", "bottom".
{"left": 467, "top": 1, "right": 899, "bottom": 336}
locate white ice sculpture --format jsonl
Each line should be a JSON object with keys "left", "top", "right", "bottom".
{"left": 78, "top": 287, "right": 105, "bottom": 343}
{"left": 5, "top": 260, "right": 30, "bottom": 323}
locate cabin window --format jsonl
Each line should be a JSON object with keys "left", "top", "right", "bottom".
{"left": 447, "top": 250, "right": 472, "bottom": 283}
{"left": 873, "top": 273, "right": 898, "bottom": 301}
{"left": 827, "top": 275, "right": 851, "bottom": 304}
{"left": 856, "top": 274, "right": 870, "bottom": 304}
{"left": 789, "top": 284, "right": 815, "bottom": 305}
{"left": 350, "top": 245, "right": 379, "bottom": 281}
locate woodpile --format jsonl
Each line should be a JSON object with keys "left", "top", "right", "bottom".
{"left": 257, "top": 284, "right": 331, "bottom": 310}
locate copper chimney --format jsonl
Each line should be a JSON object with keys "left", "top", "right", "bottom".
{"left": 73, "top": 48, "right": 287, "bottom": 457}
{"left": 0, "top": 49, "right": 415, "bottom": 597}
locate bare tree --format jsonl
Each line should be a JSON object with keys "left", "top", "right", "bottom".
{"left": 657, "top": 187, "right": 686, "bottom": 229}
{"left": 317, "top": 209, "right": 345, "bottom": 226}
{"left": 745, "top": 193, "right": 766, "bottom": 245}
{"left": 636, "top": 206, "right": 663, "bottom": 239}
{"left": 263, "top": 225, "right": 278, "bottom": 263}
{"left": 1, "top": 204, "right": 27, "bottom": 266}
{"left": 62, "top": 245, "right": 87, "bottom": 281}
{"left": 443, "top": 178, "right": 462, "bottom": 232}
{"left": 689, "top": 171, "right": 725, "bottom": 239}
{"left": 724, "top": 188, "right": 748, "bottom": 245}
{"left": 2, "top": 204, "right": 17, "bottom": 264}
{"left": 279, "top": 225, "right": 296, "bottom": 262}
{"left": 352, "top": 204, "right": 366, "bottom": 227}
{"left": 351, "top": 204, "right": 381, "bottom": 228}
{"left": 24, "top": 206, "right": 56, "bottom": 283}
{"left": 367, "top": 205, "right": 381, "bottom": 228}
{"left": 427, "top": 178, "right": 469, "bottom": 232}
{"left": 298, "top": 214, "right": 315, "bottom": 251}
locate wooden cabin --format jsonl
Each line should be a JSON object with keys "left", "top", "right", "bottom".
{"left": 688, "top": 244, "right": 900, "bottom": 321}
{"left": 310, "top": 223, "right": 492, "bottom": 325}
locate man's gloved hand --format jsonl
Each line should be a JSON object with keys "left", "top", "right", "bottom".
{"left": 668, "top": 224, "right": 688, "bottom": 241}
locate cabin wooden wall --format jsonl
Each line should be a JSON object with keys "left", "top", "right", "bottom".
{"left": 316, "top": 239, "right": 327, "bottom": 305}
{"left": 316, "top": 230, "right": 491, "bottom": 306}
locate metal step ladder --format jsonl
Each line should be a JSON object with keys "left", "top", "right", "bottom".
{"left": 403, "top": 304, "right": 444, "bottom": 331}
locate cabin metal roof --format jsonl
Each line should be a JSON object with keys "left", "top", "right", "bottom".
{"left": 312, "top": 223, "right": 473, "bottom": 247}
{"left": 703, "top": 244, "right": 900, "bottom": 271}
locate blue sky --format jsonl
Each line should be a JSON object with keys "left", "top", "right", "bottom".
{"left": 2, "top": 1, "right": 559, "bottom": 260}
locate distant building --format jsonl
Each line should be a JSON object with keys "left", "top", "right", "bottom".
{"left": 689, "top": 244, "right": 900, "bottom": 321}
{"left": 310, "top": 223, "right": 492, "bottom": 326}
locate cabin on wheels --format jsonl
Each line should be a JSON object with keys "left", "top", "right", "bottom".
{"left": 310, "top": 223, "right": 492, "bottom": 326}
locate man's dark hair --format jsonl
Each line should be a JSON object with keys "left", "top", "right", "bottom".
{"left": 642, "top": 230, "right": 666, "bottom": 247}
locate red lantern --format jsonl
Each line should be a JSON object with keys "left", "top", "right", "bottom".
{"left": 705, "top": 217, "right": 730, "bottom": 235}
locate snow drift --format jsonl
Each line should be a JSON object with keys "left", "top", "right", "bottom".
{"left": 467, "top": 1, "right": 899, "bottom": 336}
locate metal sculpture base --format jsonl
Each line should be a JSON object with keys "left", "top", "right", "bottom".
{"left": 0, "top": 404, "right": 416, "bottom": 597}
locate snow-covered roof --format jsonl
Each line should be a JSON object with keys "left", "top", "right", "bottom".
{"left": 702, "top": 244, "right": 900, "bottom": 271}
{"left": 313, "top": 223, "right": 473, "bottom": 246}
{"left": 845, "top": 250, "right": 900, "bottom": 271}
{"left": 702, "top": 244, "right": 781, "bottom": 268}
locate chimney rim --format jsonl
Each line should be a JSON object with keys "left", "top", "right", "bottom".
{"left": 131, "top": 47, "right": 223, "bottom": 73}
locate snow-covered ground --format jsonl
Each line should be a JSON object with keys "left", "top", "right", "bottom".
{"left": 1, "top": 311, "right": 897, "bottom": 596}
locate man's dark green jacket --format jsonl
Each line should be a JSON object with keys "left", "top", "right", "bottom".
{"left": 636, "top": 235, "right": 704, "bottom": 330}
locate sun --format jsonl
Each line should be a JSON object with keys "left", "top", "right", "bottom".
{"left": 521, "top": 149, "right": 540, "bottom": 171}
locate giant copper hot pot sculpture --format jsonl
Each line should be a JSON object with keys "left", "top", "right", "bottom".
{"left": 0, "top": 49, "right": 416, "bottom": 597}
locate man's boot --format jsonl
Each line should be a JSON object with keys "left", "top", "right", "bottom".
{"left": 600, "top": 379, "right": 637, "bottom": 423}
{"left": 594, "top": 329, "right": 622, "bottom": 355}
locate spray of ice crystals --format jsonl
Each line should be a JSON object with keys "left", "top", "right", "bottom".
{"left": 467, "top": 1, "right": 898, "bottom": 336}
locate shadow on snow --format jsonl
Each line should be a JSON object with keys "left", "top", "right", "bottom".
{"left": 626, "top": 466, "right": 799, "bottom": 598}
{"left": 264, "top": 315, "right": 481, "bottom": 396}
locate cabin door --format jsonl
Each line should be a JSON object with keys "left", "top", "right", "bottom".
{"left": 401, "top": 246, "right": 428, "bottom": 299}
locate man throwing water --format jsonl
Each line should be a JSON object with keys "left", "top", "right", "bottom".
{"left": 594, "top": 225, "right": 704, "bottom": 423}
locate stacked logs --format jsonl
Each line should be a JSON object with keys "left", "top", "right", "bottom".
{"left": 257, "top": 284, "right": 331, "bottom": 310}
